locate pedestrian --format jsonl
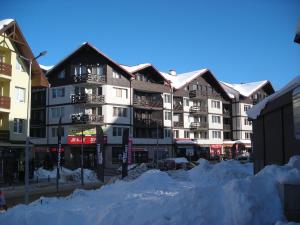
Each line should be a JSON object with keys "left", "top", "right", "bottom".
{"left": 0, "top": 190, "right": 7, "bottom": 211}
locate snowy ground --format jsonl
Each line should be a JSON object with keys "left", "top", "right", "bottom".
{"left": 34, "top": 167, "right": 99, "bottom": 183}
{"left": 1, "top": 157, "right": 300, "bottom": 225}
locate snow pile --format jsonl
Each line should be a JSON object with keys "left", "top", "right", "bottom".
{"left": 124, "top": 163, "right": 149, "bottom": 181}
{"left": 34, "top": 167, "right": 98, "bottom": 183}
{"left": 2, "top": 156, "right": 300, "bottom": 225}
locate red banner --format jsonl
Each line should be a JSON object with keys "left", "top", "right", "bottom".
{"left": 67, "top": 136, "right": 96, "bottom": 144}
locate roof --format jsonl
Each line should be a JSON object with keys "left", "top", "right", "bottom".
{"left": 0, "top": 19, "right": 48, "bottom": 87}
{"left": 46, "top": 42, "right": 134, "bottom": 79}
{"left": 247, "top": 75, "right": 300, "bottom": 119}
{"left": 120, "top": 63, "right": 151, "bottom": 73}
{"left": 39, "top": 64, "right": 54, "bottom": 71}
{"left": 220, "top": 80, "right": 270, "bottom": 98}
{"left": 160, "top": 69, "right": 208, "bottom": 89}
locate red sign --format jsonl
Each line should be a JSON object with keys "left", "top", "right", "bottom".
{"left": 50, "top": 147, "right": 65, "bottom": 152}
{"left": 128, "top": 137, "right": 132, "bottom": 165}
{"left": 210, "top": 144, "right": 222, "bottom": 150}
{"left": 67, "top": 136, "right": 96, "bottom": 144}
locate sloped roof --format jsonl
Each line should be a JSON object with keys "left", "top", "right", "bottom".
{"left": 0, "top": 19, "right": 48, "bottom": 87}
{"left": 46, "top": 42, "right": 134, "bottom": 79}
{"left": 39, "top": 64, "right": 54, "bottom": 71}
{"left": 219, "top": 82, "right": 239, "bottom": 99}
{"left": 120, "top": 63, "right": 151, "bottom": 73}
{"left": 220, "top": 80, "right": 271, "bottom": 97}
{"left": 160, "top": 69, "right": 208, "bottom": 89}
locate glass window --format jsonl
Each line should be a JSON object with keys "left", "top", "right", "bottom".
{"left": 164, "top": 94, "right": 171, "bottom": 103}
{"left": 211, "top": 100, "right": 220, "bottom": 109}
{"left": 58, "top": 70, "right": 65, "bottom": 79}
{"left": 113, "top": 70, "right": 121, "bottom": 79}
{"left": 15, "top": 87, "right": 25, "bottom": 102}
{"left": 13, "top": 119, "right": 23, "bottom": 133}
{"left": 52, "top": 88, "right": 65, "bottom": 98}
{"left": 165, "top": 111, "right": 172, "bottom": 120}
{"left": 212, "top": 115, "right": 221, "bottom": 123}
{"left": 244, "top": 105, "right": 251, "bottom": 112}
{"left": 212, "top": 130, "right": 221, "bottom": 139}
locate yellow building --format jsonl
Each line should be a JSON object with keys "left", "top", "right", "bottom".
{"left": 0, "top": 19, "right": 48, "bottom": 182}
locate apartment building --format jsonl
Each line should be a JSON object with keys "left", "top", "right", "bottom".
{"left": 0, "top": 19, "right": 48, "bottom": 180}
{"left": 161, "top": 69, "right": 232, "bottom": 159}
{"left": 220, "top": 81, "right": 274, "bottom": 156}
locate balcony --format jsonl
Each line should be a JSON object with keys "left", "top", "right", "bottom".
{"left": 173, "top": 104, "right": 183, "bottom": 111}
{"left": 173, "top": 121, "right": 184, "bottom": 128}
{"left": 223, "top": 110, "right": 231, "bottom": 117}
{"left": 71, "top": 94, "right": 105, "bottom": 105}
{"left": 189, "top": 90, "right": 208, "bottom": 99}
{"left": 73, "top": 74, "right": 106, "bottom": 84}
{"left": 0, "top": 130, "right": 9, "bottom": 141}
{"left": 190, "top": 122, "right": 208, "bottom": 130}
{"left": 134, "top": 118, "right": 163, "bottom": 128}
{"left": 0, "top": 63, "right": 12, "bottom": 76}
{"left": 190, "top": 106, "right": 207, "bottom": 114}
{"left": 71, "top": 113, "right": 104, "bottom": 125}
{"left": 0, "top": 96, "right": 10, "bottom": 110}
{"left": 133, "top": 98, "right": 163, "bottom": 109}
{"left": 223, "top": 124, "right": 231, "bottom": 131}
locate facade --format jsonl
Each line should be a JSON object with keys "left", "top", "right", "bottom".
{"left": 220, "top": 81, "right": 274, "bottom": 156}
{"left": 0, "top": 19, "right": 48, "bottom": 182}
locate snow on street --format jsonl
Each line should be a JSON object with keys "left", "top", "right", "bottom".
{"left": 1, "top": 157, "right": 300, "bottom": 225}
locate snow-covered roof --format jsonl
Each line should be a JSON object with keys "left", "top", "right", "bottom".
{"left": 221, "top": 80, "right": 269, "bottom": 98}
{"left": 0, "top": 18, "right": 14, "bottom": 31}
{"left": 39, "top": 64, "right": 54, "bottom": 71}
{"left": 247, "top": 75, "right": 300, "bottom": 119}
{"left": 160, "top": 69, "right": 208, "bottom": 89}
{"left": 120, "top": 63, "right": 151, "bottom": 73}
{"left": 223, "top": 139, "right": 251, "bottom": 145}
{"left": 219, "top": 82, "right": 238, "bottom": 99}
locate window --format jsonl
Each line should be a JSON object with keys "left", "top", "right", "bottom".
{"left": 164, "top": 129, "right": 171, "bottom": 138}
{"left": 13, "top": 119, "right": 23, "bottom": 134}
{"left": 114, "top": 88, "right": 127, "bottom": 98}
{"left": 211, "top": 100, "right": 220, "bottom": 109}
{"left": 113, "top": 70, "right": 121, "bottom": 79}
{"left": 244, "top": 105, "right": 251, "bottom": 112}
{"left": 112, "top": 147, "right": 123, "bottom": 164}
{"left": 52, "top": 88, "right": 65, "bottom": 98}
{"left": 51, "top": 127, "right": 65, "bottom": 137}
{"left": 113, "top": 107, "right": 127, "bottom": 117}
{"left": 195, "top": 131, "right": 208, "bottom": 139}
{"left": 75, "top": 86, "right": 85, "bottom": 95}
{"left": 184, "top": 131, "right": 190, "bottom": 138}
{"left": 58, "top": 70, "right": 65, "bottom": 79}
{"left": 15, "top": 87, "right": 25, "bottom": 102}
{"left": 51, "top": 107, "right": 64, "bottom": 118}
{"left": 92, "top": 65, "right": 104, "bottom": 76}
{"left": 244, "top": 118, "right": 252, "bottom": 126}
{"left": 212, "top": 115, "right": 221, "bottom": 123}
{"left": 245, "top": 132, "right": 252, "bottom": 140}
{"left": 74, "top": 65, "right": 87, "bottom": 76}
{"left": 165, "top": 111, "right": 172, "bottom": 120}
{"left": 174, "top": 130, "right": 179, "bottom": 138}
{"left": 212, "top": 130, "right": 221, "bottom": 139}
{"left": 184, "top": 98, "right": 189, "bottom": 106}
{"left": 16, "top": 57, "right": 24, "bottom": 71}
{"left": 164, "top": 94, "right": 171, "bottom": 103}
{"left": 113, "top": 127, "right": 123, "bottom": 136}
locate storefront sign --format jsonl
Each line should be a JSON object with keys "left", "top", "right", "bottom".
{"left": 67, "top": 136, "right": 96, "bottom": 144}
{"left": 69, "top": 128, "right": 96, "bottom": 136}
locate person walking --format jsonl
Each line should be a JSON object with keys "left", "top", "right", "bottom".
{"left": 0, "top": 190, "right": 7, "bottom": 211}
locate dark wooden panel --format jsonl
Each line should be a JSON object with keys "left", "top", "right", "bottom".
{"left": 252, "top": 119, "right": 265, "bottom": 173}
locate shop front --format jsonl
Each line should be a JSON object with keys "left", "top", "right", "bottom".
{"left": 210, "top": 144, "right": 222, "bottom": 159}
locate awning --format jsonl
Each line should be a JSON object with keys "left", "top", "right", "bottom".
{"left": 175, "top": 139, "right": 196, "bottom": 145}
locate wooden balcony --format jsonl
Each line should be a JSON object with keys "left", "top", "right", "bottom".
{"left": 0, "top": 130, "right": 9, "bottom": 141}
{"left": 133, "top": 99, "right": 163, "bottom": 109}
{"left": 71, "top": 94, "right": 105, "bottom": 104}
{"left": 173, "top": 121, "right": 184, "bottom": 128}
{"left": 71, "top": 113, "right": 104, "bottom": 125}
{"left": 0, "top": 96, "right": 10, "bottom": 109}
{"left": 73, "top": 74, "right": 106, "bottom": 84}
{"left": 190, "top": 122, "right": 208, "bottom": 130}
{"left": 190, "top": 106, "right": 207, "bottom": 114}
{"left": 134, "top": 118, "right": 163, "bottom": 128}
{"left": 0, "top": 63, "right": 12, "bottom": 76}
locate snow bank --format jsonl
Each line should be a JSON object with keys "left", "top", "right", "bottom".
{"left": 34, "top": 167, "right": 98, "bottom": 183}
{"left": 2, "top": 156, "right": 300, "bottom": 225}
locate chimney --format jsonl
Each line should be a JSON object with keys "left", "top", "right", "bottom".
{"left": 169, "top": 69, "right": 177, "bottom": 76}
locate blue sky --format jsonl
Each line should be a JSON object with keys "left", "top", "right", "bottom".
{"left": 2, "top": 0, "right": 300, "bottom": 90}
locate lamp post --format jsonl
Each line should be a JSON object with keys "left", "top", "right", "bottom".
{"left": 20, "top": 51, "right": 47, "bottom": 205}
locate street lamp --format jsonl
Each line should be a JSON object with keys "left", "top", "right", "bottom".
{"left": 20, "top": 51, "right": 47, "bottom": 205}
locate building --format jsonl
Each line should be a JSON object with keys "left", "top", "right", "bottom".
{"left": 220, "top": 80, "right": 274, "bottom": 156}
{"left": 0, "top": 19, "right": 48, "bottom": 182}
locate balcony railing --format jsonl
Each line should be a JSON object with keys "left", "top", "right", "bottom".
{"left": 133, "top": 99, "right": 163, "bottom": 108}
{"left": 71, "top": 113, "right": 104, "bottom": 125}
{"left": 0, "top": 63, "right": 12, "bottom": 76}
{"left": 134, "top": 118, "right": 163, "bottom": 128}
{"left": 0, "top": 96, "right": 10, "bottom": 109}
{"left": 173, "top": 104, "right": 183, "bottom": 111}
{"left": 190, "top": 122, "right": 208, "bottom": 129}
{"left": 190, "top": 106, "right": 207, "bottom": 114}
{"left": 189, "top": 90, "right": 207, "bottom": 99}
{"left": 173, "top": 121, "right": 184, "bottom": 128}
{"left": 0, "top": 130, "right": 9, "bottom": 141}
{"left": 223, "top": 124, "right": 231, "bottom": 131}
{"left": 71, "top": 94, "right": 105, "bottom": 104}
{"left": 73, "top": 74, "right": 106, "bottom": 84}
